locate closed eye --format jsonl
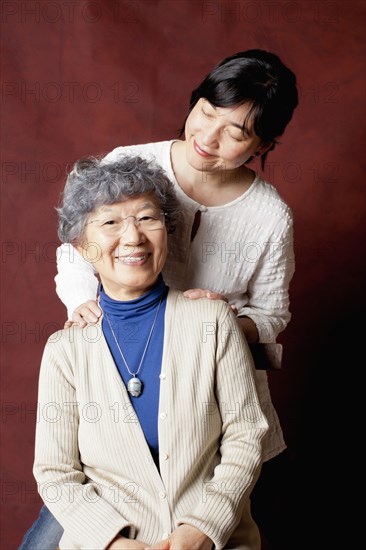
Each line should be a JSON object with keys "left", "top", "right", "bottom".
{"left": 202, "top": 107, "right": 214, "bottom": 119}
{"left": 228, "top": 133, "right": 243, "bottom": 142}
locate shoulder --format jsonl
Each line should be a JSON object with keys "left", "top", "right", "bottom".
{"left": 236, "top": 175, "right": 294, "bottom": 238}
{"left": 167, "top": 288, "right": 232, "bottom": 322}
{"left": 44, "top": 323, "right": 103, "bottom": 357}
{"left": 166, "top": 290, "right": 244, "bottom": 350}
{"left": 252, "top": 175, "right": 293, "bottom": 221}
{"left": 42, "top": 323, "right": 104, "bottom": 383}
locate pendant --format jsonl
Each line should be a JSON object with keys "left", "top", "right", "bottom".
{"left": 127, "top": 376, "right": 143, "bottom": 397}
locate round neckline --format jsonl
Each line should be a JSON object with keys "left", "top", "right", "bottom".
{"left": 167, "top": 140, "right": 260, "bottom": 211}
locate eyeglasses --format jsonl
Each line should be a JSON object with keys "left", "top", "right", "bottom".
{"left": 86, "top": 210, "right": 167, "bottom": 235}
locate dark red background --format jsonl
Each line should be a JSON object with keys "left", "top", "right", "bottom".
{"left": 1, "top": 1, "right": 365, "bottom": 548}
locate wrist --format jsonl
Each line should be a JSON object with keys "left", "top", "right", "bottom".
{"left": 237, "top": 316, "right": 259, "bottom": 343}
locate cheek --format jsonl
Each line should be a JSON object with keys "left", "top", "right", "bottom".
{"left": 91, "top": 238, "right": 116, "bottom": 267}
{"left": 155, "top": 237, "right": 168, "bottom": 268}
{"left": 223, "top": 147, "right": 249, "bottom": 164}
{"left": 185, "top": 116, "right": 193, "bottom": 136}
{"left": 227, "top": 138, "right": 259, "bottom": 161}
{"left": 185, "top": 109, "right": 201, "bottom": 134}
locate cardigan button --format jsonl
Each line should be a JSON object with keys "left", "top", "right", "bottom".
{"left": 159, "top": 373, "right": 166, "bottom": 380}
{"left": 161, "top": 453, "right": 169, "bottom": 461}
{"left": 160, "top": 412, "right": 167, "bottom": 419}
{"left": 159, "top": 491, "right": 166, "bottom": 499}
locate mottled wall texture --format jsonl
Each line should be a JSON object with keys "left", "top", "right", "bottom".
{"left": 1, "top": 1, "right": 365, "bottom": 549}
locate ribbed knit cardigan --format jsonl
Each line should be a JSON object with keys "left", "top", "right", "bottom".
{"left": 33, "top": 290, "right": 268, "bottom": 550}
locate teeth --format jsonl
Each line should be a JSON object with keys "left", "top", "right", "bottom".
{"left": 115, "top": 255, "right": 147, "bottom": 263}
{"left": 126, "top": 256, "right": 145, "bottom": 262}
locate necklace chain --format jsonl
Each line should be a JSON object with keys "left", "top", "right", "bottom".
{"left": 104, "top": 293, "right": 164, "bottom": 378}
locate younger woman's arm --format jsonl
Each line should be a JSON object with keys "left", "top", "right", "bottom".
{"left": 55, "top": 243, "right": 100, "bottom": 322}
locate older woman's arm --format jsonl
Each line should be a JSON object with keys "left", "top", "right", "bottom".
{"left": 33, "top": 334, "right": 136, "bottom": 549}
{"left": 174, "top": 304, "right": 269, "bottom": 549}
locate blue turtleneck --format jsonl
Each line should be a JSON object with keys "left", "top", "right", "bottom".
{"left": 100, "top": 275, "right": 168, "bottom": 464}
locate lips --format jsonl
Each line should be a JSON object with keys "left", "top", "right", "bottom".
{"left": 193, "top": 141, "right": 214, "bottom": 158}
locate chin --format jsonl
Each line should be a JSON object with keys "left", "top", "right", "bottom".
{"left": 187, "top": 151, "right": 215, "bottom": 172}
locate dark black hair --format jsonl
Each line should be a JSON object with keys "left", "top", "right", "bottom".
{"left": 180, "top": 49, "right": 298, "bottom": 169}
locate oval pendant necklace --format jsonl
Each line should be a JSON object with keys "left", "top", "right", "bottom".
{"left": 103, "top": 293, "right": 164, "bottom": 398}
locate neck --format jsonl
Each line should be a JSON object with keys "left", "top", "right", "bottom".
{"left": 99, "top": 276, "right": 167, "bottom": 318}
{"left": 100, "top": 279, "right": 160, "bottom": 302}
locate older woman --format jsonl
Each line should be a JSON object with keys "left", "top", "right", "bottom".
{"left": 32, "top": 155, "right": 268, "bottom": 550}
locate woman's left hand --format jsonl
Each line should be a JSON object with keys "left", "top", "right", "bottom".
{"left": 183, "top": 288, "right": 238, "bottom": 314}
{"left": 146, "top": 524, "right": 213, "bottom": 550}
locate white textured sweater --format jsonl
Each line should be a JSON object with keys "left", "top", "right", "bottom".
{"left": 55, "top": 140, "right": 292, "bottom": 461}
{"left": 56, "top": 140, "right": 294, "bottom": 344}
{"left": 34, "top": 291, "right": 268, "bottom": 549}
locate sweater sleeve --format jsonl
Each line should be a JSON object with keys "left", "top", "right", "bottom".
{"left": 177, "top": 305, "right": 269, "bottom": 548}
{"left": 55, "top": 244, "right": 99, "bottom": 319}
{"left": 237, "top": 217, "right": 295, "bottom": 342}
{"left": 33, "top": 335, "right": 131, "bottom": 549}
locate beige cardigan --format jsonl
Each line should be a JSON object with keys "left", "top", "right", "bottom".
{"left": 33, "top": 290, "right": 268, "bottom": 549}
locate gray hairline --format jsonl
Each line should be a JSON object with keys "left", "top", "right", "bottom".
{"left": 57, "top": 156, "right": 180, "bottom": 243}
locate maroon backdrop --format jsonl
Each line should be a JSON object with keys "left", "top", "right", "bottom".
{"left": 1, "top": 1, "right": 365, "bottom": 548}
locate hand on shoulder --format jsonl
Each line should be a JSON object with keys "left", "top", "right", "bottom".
{"left": 64, "top": 300, "right": 102, "bottom": 329}
{"left": 183, "top": 288, "right": 237, "bottom": 314}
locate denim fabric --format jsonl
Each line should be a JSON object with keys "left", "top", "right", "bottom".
{"left": 19, "top": 505, "right": 63, "bottom": 550}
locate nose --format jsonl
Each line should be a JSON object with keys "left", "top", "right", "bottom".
{"left": 201, "top": 124, "right": 220, "bottom": 148}
{"left": 119, "top": 217, "right": 146, "bottom": 245}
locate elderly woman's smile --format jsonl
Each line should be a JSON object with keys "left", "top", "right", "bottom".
{"left": 79, "top": 195, "right": 168, "bottom": 301}
{"left": 115, "top": 251, "right": 150, "bottom": 264}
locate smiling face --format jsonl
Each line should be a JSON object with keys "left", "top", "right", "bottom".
{"left": 79, "top": 194, "right": 168, "bottom": 301}
{"left": 184, "top": 98, "right": 269, "bottom": 173}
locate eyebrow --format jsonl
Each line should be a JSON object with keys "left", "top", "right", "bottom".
{"left": 208, "top": 102, "right": 251, "bottom": 135}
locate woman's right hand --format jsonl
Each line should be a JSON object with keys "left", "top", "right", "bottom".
{"left": 63, "top": 300, "right": 102, "bottom": 329}
{"left": 107, "top": 536, "right": 147, "bottom": 549}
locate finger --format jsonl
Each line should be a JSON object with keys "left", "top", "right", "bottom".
{"left": 73, "top": 307, "right": 98, "bottom": 324}
{"left": 87, "top": 301, "right": 102, "bottom": 317}
{"left": 230, "top": 305, "right": 238, "bottom": 314}
{"left": 207, "top": 292, "right": 228, "bottom": 302}
{"left": 70, "top": 312, "right": 88, "bottom": 328}
{"left": 145, "top": 538, "right": 170, "bottom": 550}
{"left": 183, "top": 289, "right": 204, "bottom": 299}
{"left": 64, "top": 320, "right": 74, "bottom": 329}
{"left": 78, "top": 308, "right": 99, "bottom": 322}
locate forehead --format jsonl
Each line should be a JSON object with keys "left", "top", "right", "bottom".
{"left": 206, "top": 100, "right": 252, "bottom": 116}
{"left": 94, "top": 194, "right": 160, "bottom": 216}
{"left": 201, "top": 98, "right": 255, "bottom": 131}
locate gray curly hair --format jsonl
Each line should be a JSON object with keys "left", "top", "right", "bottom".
{"left": 57, "top": 155, "right": 180, "bottom": 243}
